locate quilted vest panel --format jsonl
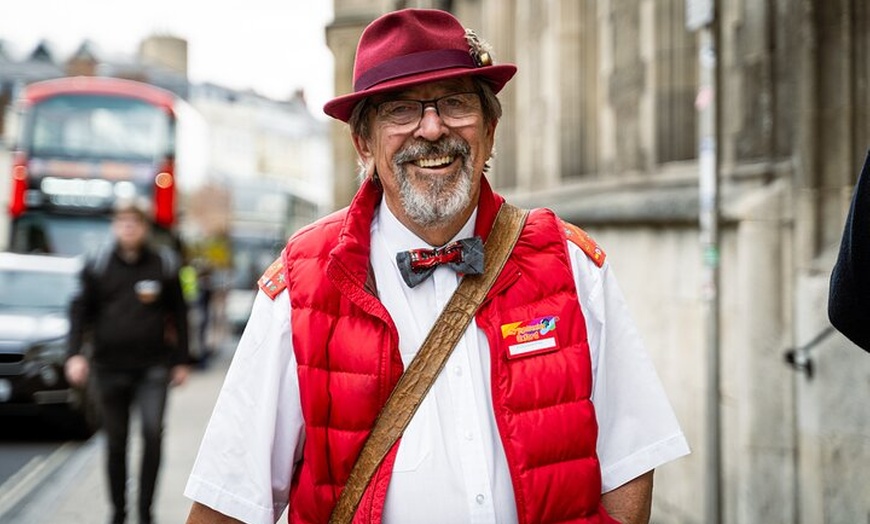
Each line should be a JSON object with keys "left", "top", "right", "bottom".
{"left": 477, "top": 207, "right": 607, "bottom": 523}
{"left": 283, "top": 180, "right": 613, "bottom": 523}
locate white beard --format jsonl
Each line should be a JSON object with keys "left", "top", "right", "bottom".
{"left": 392, "top": 138, "right": 474, "bottom": 229}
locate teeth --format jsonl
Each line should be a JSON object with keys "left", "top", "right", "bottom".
{"left": 415, "top": 156, "right": 453, "bottom": 168}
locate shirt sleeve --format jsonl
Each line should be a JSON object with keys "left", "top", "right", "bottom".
{"left": 568, "top": 243, "right": 691, "bottom": 492}
{"left": 184, "top": 289, "right": 303, "bottom": 523}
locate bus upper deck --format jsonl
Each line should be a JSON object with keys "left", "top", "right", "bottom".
{"left": 7, "top": 76, "right": 180, "bottom": 256}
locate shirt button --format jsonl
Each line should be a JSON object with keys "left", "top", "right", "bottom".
{"left": 464, "top": 431, "right": 474, "bottom": 441}
{"left": 476, "top": 494, "right": 485, "bottom": 504}
{"left": 454, "top": 366, "right": 463, "bottom": 376}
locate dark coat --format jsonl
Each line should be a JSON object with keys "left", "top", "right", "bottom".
{"left": 828, "top": 150, "right": 870, "bottom": 352}
{"left": 68, "top": 243, "right": 191, "bottom": 368}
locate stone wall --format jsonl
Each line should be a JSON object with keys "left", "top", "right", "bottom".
{"left": 326, "top": 0, "right": 870, "bottom": 521}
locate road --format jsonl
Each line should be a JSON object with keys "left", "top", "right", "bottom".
{"left": 0, "top": 339, "right": 237, "bottom": 524}
{"left": 0, "top": 420, "right": 78, "bottom": 487}
{"left": 0, "top": 415, "right": 93, "bottom": 521}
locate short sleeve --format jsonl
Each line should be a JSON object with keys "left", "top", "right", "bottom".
{"left": 184, "top": 290, "right": 303, "bottom": 523}
{"left": 568, "top": 242, "right": 690, "bottom": 492}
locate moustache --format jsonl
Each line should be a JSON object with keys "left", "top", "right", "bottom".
{"left": 393, "top": 137, "right": 471, "bottom": 166}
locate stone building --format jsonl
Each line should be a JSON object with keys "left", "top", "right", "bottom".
{"left": 326, "top": 1, "right": 870, "bottom": 523}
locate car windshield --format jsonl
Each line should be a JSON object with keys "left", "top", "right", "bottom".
{"left": 0, "top": 269, "right": 78, "bottom": 309}
{"left": 10, "top": 214, "right": 111, "bottom": 256}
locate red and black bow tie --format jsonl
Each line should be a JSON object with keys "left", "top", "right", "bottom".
{"left": 396, "top": 236, "right": 484, "bottom": 288}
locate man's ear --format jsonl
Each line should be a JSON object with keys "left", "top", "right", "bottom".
{"left": 352, "top": 133, "right": 374, "bottom": 165}
{"left": 478, "top": 120, "right": 498, "bottom": 175}
{"left": 485, "top": 119, "right": 498, "bottom": 157}
{"left": 352, "top": 134, "right": 377, "bottom": 181}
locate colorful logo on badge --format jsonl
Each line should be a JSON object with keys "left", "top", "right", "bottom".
{"left": 501, "top": 315, "right": 560, "bottom": 359}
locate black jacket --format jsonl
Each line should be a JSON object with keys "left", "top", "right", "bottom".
{"left": 828, "top": 150, "right": 870, "bottom": 353}
{"left": 68, "top": 243, "right": 191, "bottom": 369}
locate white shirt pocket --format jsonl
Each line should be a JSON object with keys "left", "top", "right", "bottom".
{"left": 392, "top": 397, "right": 434, "bottom": 472}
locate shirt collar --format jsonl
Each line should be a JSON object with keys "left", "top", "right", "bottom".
{"left": 375, "top": 201, "right": 478, "bottom": 254}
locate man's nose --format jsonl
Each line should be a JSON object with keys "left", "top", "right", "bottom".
{"left": 415, "top": 106, "right": 448, "bottom": 140}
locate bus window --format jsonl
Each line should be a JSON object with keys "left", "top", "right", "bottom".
{"left": 30, "top": 95, "right": 172, "bottom": 161}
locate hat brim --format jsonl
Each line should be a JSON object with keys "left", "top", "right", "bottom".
{"left": 323, "top": 64, "right": 517, "bottom": 122}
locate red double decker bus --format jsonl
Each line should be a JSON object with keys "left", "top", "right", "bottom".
{"left": 7, "top": 76, "right": 181, "bottom": 255}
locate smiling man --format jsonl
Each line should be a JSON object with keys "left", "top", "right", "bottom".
{"left": 185, "top": 9, "right": 689, "bottom": 524}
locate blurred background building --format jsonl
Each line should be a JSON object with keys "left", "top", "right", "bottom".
{"left": 325, "top": 1, "right": 867, "bottom": 524}
{"left": 0, "top": 32, "right": 332, "bottom": 332}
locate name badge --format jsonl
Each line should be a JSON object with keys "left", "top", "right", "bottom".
{"left": 501, "top": 316, "right": 560, "bottom": 359}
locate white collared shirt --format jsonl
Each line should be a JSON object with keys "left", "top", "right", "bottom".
{"left": 185, "top": 203, "right": 690, "bottom": 523}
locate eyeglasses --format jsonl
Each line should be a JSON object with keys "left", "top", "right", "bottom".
{"left": 374, "top": 91, "right": 482, "bottom": 129}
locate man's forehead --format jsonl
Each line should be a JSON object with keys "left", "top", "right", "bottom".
{"left": 377, "top": 78, "right": 475, "bottom": 100}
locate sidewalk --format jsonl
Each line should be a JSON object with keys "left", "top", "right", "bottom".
{"left": 24, "top": 348, "right": 232, "bottom": 524}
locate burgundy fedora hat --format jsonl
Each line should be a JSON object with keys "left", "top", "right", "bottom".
{"left": 323, "top": 8, "right": 517, "bottom": 122}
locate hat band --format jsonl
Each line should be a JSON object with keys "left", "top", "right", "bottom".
{"left": 354, "top": 49, "right": 476, "bottom": 92}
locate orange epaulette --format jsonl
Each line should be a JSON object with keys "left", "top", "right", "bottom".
{"left": 561, "top": 220, "right": 606, "bottom": 268}
{"left": 257, "top": 257, "right": 287, "bottom": 300}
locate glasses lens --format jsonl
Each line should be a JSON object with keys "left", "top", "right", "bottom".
{"left": 437, "top": 93, "right": 480, "bottom": 120}
{"left": 377, "top": 100, "right": 421, "bottom": 126}
{"left": 375, "top": 92, "right": 481, "bottom": 128}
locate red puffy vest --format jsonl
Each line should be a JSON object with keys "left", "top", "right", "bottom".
{"left": 278, "top": 178, "right": 616, "bottom": 523}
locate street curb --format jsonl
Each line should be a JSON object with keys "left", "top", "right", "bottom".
{"left": 0, "top": 437, "right": 97, "bottom": 523}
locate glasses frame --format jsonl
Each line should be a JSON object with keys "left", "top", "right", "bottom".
{"left": 373, "top": 91, "right": 482, "bottom": 129}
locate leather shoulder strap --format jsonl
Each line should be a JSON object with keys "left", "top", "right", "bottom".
{"left": 329, "top": 203, "right": 529, "bottom": 524}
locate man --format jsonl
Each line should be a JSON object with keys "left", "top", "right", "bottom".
{"left": 829, "top": 150, "right": 870, "bottom": 352}
{"left": 66, "top": 198, "right": 191, "bottom": 524}
{"left": 185, "top": 9, "right": 689, "bottom": 524}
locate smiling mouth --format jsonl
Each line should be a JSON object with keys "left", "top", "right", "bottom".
{"left": 413, "top": 155, "right": 454, "bottom": 168}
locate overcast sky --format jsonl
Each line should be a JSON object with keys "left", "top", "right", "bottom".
{"left": 0, "top": 0, "right": 335, "bottom": 114}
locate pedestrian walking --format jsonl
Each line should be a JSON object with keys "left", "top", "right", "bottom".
{"left": 66, "top": 197, "right": 192, "bottom": 524}
{"left": 185, "top": 9, "right": 689, "bottom": 524}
